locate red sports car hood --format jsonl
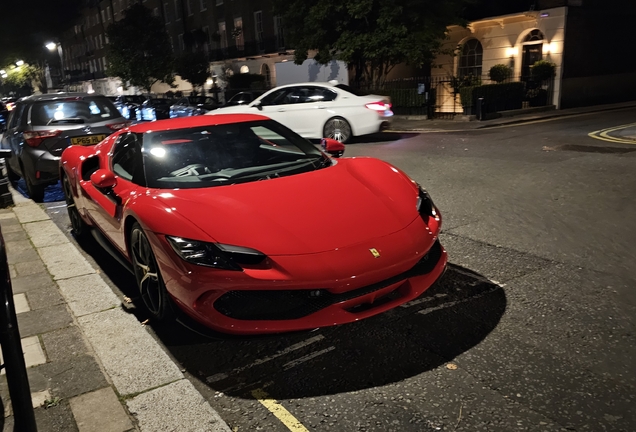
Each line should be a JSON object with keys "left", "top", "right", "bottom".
{"left": 154, "top": 158, "right": 419, "bottom": 255}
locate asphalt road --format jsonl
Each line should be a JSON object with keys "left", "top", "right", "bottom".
{"left": 40, "top": 108, "right": 636, "bottom": 432}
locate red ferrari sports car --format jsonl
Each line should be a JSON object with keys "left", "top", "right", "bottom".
{"left": 60, "top": 114, "right": 446, "bottom": 335}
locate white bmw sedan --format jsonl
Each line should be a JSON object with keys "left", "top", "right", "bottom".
{"left": 209, "top": 82, "right": 393, "bottom": 143}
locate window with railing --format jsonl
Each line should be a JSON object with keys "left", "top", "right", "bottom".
{"left": 233, "top": 17, "right": 244, "bottom": 51}
{"left": 218, "top": 21, "right": 228, "bottom": 51}
{"left": 274, "top": 15, "right": 285, "bottom": 49}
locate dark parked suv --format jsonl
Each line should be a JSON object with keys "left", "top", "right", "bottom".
{"left": 0, "top": 93, "right": 128, "bottom": 201}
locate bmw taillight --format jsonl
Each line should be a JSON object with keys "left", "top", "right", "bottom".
{"left": 365, "top": 101, "right": 392, "bottom": 112}
{"left": 23, "top": 130, "right": 62, "bottom": 147}
{"left": 107, "top": 121, "right": 132, "bottom": 131}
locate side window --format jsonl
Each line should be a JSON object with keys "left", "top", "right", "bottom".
{"left": 259, "top": 89, "right": 291, "bottom": 106}
{"left": 111, "top": 133, "right": 145, "bottom": 185}
{"left": 317, "top": 88, "right": 337, "bottom": 102}
{"left": 8, "top": 104, "right": 26, "bottom": 129}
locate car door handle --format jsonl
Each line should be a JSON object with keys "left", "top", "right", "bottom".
{"left": 277, "top": 108, "right": 286, "bottom": 112}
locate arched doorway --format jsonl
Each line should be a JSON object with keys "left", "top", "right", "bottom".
{"left": 521, "top": 29, "right": 544, "bottom": 79}
{"left": 261, "top": 64, "right": 271, "bottom": 88}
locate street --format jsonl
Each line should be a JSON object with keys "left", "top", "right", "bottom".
{"left": 42, "top": 107, "right": 636, "bottom": 431}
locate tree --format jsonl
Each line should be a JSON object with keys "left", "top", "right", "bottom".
{"left": 106, "top": 4, "right": 175, "bottom": 93}
{"left": 175, "top": 51, "right": 210, "bottom": 93}
{"left": 272, "top": 0, "right": 470, "bottom": 88}
{"left": 0, "top": 63, "right": 44, "bottom": 96}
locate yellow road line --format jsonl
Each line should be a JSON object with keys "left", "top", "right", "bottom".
{"left": 251, "top": 388, "right": 310, "bottom": 432}
{"left": 588, "top": 122, "right": 636, "bottom": 144}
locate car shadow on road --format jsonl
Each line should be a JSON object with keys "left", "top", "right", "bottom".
{"left": 153, "top": 264, "right": 506, "bottom": 400}
{"left": 350, "top": 132, "right": 420, "bottom": 144}
{"left": 70, "top": 230, "right": 506, "bottom": 400}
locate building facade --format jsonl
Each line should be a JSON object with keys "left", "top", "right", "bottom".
{"left": 58, "top": 0, "right": 294, "bottom": 97}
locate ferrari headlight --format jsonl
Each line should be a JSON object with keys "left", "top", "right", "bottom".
{"left": 166, "top": 236, "right": 265, "bottom": 270}
{"left": 416, "top": 186, "right": 438, "bottom": 220}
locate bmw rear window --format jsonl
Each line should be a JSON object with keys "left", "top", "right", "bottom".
{"left": 30, "top": 97, "right": 121, "bottom": 126}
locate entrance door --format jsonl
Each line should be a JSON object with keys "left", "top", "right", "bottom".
{"left": 521, "top": 44, "right": 543, "bottom": 80}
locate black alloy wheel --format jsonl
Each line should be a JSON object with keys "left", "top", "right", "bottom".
{"left": 130, "top": 222, "right": 174, "bottom": 321}
{"left": 62, "top": 174, "right": 87, "bottom": 238}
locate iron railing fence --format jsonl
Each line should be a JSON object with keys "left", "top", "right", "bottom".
{"left": 352, "top": 74, "right": 555, "bottom": 119}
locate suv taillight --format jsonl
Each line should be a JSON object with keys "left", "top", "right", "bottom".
{"left": 365, "top": 101, "right": 392, "bottom": 112}
{"left": 23, "top": 130, "right": 62, "bottom": 147}
{"left": 107, "top": 121, "right": 132, "bottom": 131}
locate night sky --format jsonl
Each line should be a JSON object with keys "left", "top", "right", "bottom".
{"left": 0, "top": 0, "right": 82, "bottom": 65}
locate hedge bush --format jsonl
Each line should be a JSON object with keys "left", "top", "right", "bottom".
{"left": 469, "top": 82, "right": 525, "bottom": 113}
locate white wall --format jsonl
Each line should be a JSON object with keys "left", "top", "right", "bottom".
{"left": 275, "top": 59, "right": 348, "bottom": 86}
{"left": 433, "top": 7, "right": 567, "bottom": 111}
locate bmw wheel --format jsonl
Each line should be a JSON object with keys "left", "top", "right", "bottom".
{"left": 62, "top": 174, "right": 88, "bottom": 238}
{"left": 324, "top": 117, "right": 352, "bottom": 144}
{"left": 130, "top": 222, "right": 174, "bottom": 321}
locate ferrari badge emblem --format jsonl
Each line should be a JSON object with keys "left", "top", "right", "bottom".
{"left": 369, "top": 248, "right": 381, "bottom": 258}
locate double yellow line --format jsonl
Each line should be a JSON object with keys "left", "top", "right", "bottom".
{"left": 588, "top": 122, "right": 636, "bottom": 144}
{"left": 251, "top": 388, "right": 310, "bottom": 432}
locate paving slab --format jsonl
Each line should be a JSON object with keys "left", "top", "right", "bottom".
{"left": 78, "top": 308, "right": 183, "bottom": 395}
{"left": 69, "top": 387, "right": 134, "bottom": 432}
{"left": 56, "top": 273, "right": 121, "bottom": 317}
{"left": 23, "top": 220, "right": 69, "bottom": 248}
{"left": 127, "top": 379, "right": 231, "bottom": 432}
{"left": 12, "top": 204, "right": 50, "bottom": 224}
{"left": 13, "top": 260, "right": 47, "bottom": 277}
{"left": 37, "top": 243, "right": 95, "bottom": 280}
{"left": 41, "top": 326, "right": 91, "bottom": 362}
{"left": 0, "top": 336, "right": 46, "bottom": 375}
{"left": 34, "top": 354, "right": 109, "bottom": 400}
{"left": 16, "top": 304, "right": 74, "bottom": 338}
{"left": 13, "top": 292, "right": 29, "bottom": 314}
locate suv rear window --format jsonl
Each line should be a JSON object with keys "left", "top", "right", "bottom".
{"left": 30, "top": 97, "right": 121, "bottom": 126}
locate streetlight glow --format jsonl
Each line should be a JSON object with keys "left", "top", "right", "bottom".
{"left": 15, "top": 60, "right": 24, "bottom": 66}
{"left": 46, "top": 42, "right": 57, "bottom": 51}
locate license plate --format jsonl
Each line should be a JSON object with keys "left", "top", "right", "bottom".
{"left": 70, "top": 135, "right": 106, "bottom": 146}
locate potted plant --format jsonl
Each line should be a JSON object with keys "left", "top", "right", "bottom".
{"left": 489, "top": 64, "right": 512, "bottom": 83}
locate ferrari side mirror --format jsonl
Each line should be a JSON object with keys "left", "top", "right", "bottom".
{"left": 90, "top": 169, "right": 117, "bottom": 189}
{"left": 321, "top": 138, "right": 345, "bottom": 158}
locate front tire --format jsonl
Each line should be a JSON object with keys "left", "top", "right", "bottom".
{"left": 323, "top": 117, "right": 352, "bottom": 144}
{"left": 62, "top": 174, "right": 88, "bottom": 238}
{"left": 130, "top": 222, "right": 174, "bottom": 321}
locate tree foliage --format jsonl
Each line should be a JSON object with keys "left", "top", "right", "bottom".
{"left": 175, "top": 51, "right": 210, "bottom": 91}
{"left": 106, "top": 4, "right": 175, "bottom": 92}
{"left": 272, "top": 0, "right": 471, "bottom": 87}
{"left": 0, "top": 63, "right": 44, "bottom": 96}
{"left": 489, "top": 64, "right": 512, "bottom": 83}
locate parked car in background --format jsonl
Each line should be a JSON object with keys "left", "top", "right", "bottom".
{"left": 60, "top": 113, "right": 445, "bottom": 334}
{"left": 169, "top": 96, "right": 218, "bottom": 118}
{"left": 2, "top": 97, "right": 17, "bottom": 112}
{"left": 0, "top": 102, "right": 8, "bottom": 129}
{"left": 137, "top": 98, "right": 173, "bottom": 121}
{"left": 211, "top": 82, "right": 392, "bottom": 143}
{"left": 108, "top": 95, "right": 146, "bottom": 120}
{"left": 0, "top": 93, "right": 128, "bottom": 201}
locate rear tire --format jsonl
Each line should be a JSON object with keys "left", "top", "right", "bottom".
{"left": 323, "top": 117, "right": 352, "bottom": 144}
{"left": 5, "top": 163, "right": 19, "bottom": 182}
{"left": 62, "top": 174, "right": 88, "bottom": 239}
{"left": 130, "top": 222, "right": 175, "bottom": 321}
{"left": 24, "top": 172, "right": 45, "bottom": 202}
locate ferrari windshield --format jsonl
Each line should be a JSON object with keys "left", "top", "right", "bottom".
{"left": 142, "top": 119, "right": 329, "bottom": 189}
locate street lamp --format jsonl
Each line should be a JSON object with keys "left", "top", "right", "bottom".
{"left": 15, "top": 60, "right": 24, "bottom": 67}
{"left": 45, "top": 41, "right": 67, "bottom": 91}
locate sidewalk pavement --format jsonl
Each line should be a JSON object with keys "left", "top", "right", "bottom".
{"left": 387, "top": 100, "right": 636, "bottom": 132}
{"left": 0, "top": 187, "right": 231, "bottom": 431}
